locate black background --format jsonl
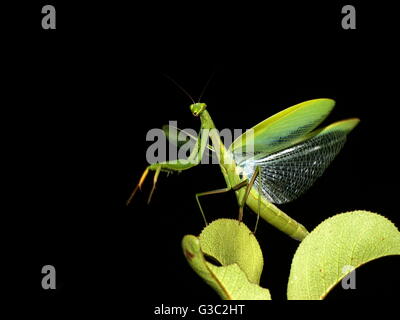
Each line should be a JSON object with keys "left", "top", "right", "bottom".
{"left": 5, "top": 1, "right": 399, "bottom": 312}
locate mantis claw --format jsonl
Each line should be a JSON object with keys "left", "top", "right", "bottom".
{"left": 147, "top": 185, "right": 156, "bottom": 204}
{"left": 126, "top": 168, "right": 150, "bottom": 206}
{"left": 147, "top": 166, "right": 162, "bottom": 204}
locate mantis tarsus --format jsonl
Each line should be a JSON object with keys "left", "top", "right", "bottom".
{"left": 127, "top": 98, "right": 359, "bottom": 241}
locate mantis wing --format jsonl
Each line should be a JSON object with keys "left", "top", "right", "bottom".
{"left": 229, "top": 99, "right": 336, "bottom": 161}
{"left": 239, "top": 118, "right": 359, "bottom": 204}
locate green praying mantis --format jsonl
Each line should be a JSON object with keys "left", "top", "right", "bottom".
{"left": 127, "top": 98, "right": 359, "bottom": 241}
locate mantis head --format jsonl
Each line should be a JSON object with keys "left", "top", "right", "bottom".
{"left": 190, "top": 103, "right": 207, "bottom": 117}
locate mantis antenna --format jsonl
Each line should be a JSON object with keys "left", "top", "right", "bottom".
{"left": 162, "top": 73, "right": 195, "bottom": 104}
{"left": 197, "top": 71, "right": 216, "bottom": 102}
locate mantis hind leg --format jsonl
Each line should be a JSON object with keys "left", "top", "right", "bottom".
{"left": 238, "top": 166, "right": 261, "bottom": 234}
{"left": 194, "top": 179, "right": 249, "bottom": 226}
{"left": 195, "top": 187, "right": 232, "bottom": 226}
{"left": 254, "top": 169, "right": 262, "bottom": 234}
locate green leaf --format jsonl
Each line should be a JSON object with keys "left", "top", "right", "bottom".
{"left": 287, "top": 210, "right": 400, "bottom": 300}
{"left": 182, "top": 218, "right": 271, "bottom": 300}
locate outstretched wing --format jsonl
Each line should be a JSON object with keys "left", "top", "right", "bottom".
{"left": 230, "top": 99, "right": 336, "bottom": 162}
{"left": 239, "top": 118, "right": 359, "bottom": 204}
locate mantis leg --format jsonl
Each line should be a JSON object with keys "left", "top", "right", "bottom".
{"left": 195, "top": 179, "right": 250, "bottom": 226}
{"left": 126, "top": 167, "right": 150, "bottom": 205}
{"left": 254, "top": 169, "right": 262, "bottom": 234}
{"left": 147, "top": 165, "right": 162, "bottom": 204}
{"left": 238, "top": 166, "right": 261, "bottom": 232}
{"left": 126, "top": 160, "right": 201, "bottom": 206}
{"left": 195, "top": 187, "right": 232, "bottom": 226}
{"left": 127, "top": 126, "right": 209, "bottom": 205}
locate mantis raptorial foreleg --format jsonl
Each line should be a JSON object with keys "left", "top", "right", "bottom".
{"left": 126, "top": 167, "right": 150, "bottom": 205}
{"left": 126, "top": 127, "right": 209, "bottom": 205}
{"left": 126, "top": 161, "right": 200, "bottom": 206}
{"left": 148, "top": 165, "right": 162, "bottom": 204}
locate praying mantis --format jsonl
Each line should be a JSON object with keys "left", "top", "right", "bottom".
{"left": 127, "top": 98, "right": 359, "bottom": 241}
